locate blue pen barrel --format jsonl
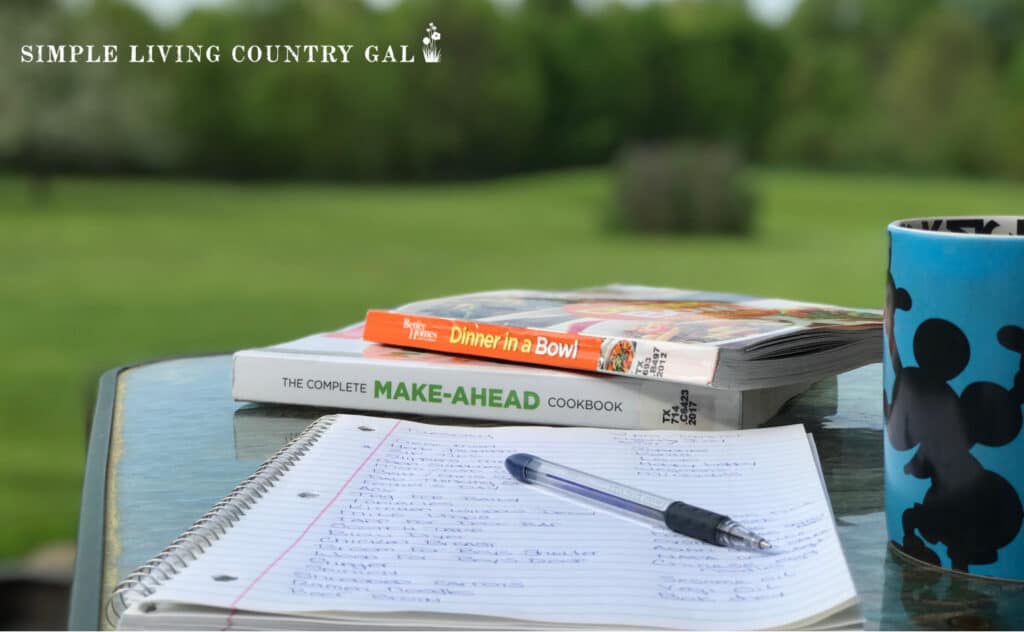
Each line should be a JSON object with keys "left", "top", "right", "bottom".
{"left": 505, "top": 453, "right": 669, "bottom": 522}
{"left": 505, "top": 453, "right": 771, "bottom": 551}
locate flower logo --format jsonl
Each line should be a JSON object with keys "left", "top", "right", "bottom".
{"left": 422, "top": 22, "right": 441, "bottom": 63}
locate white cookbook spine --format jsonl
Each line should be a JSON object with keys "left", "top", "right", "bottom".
{"left": 232, "top": 350, "right": 800, "bottom": 431}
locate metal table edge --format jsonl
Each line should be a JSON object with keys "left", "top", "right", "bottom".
{"left": 68, "top": 352, "right": 234, "bottom": 630}
{"left": 68, "top": 364, "right": 122, "bottom": 631}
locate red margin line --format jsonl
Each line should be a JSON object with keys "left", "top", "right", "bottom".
{"left": 223, "top": 419, "right": 402, "bottom": 629}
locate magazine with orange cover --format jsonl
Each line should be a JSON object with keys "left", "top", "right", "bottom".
{"left": 363, "top": 285, "right": 882, "bottom": 388}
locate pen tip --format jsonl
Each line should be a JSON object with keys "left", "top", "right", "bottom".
{"left": 759, "top": 540, "right": 772, "bottom": 551}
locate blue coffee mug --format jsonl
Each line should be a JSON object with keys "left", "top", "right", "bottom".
{"left": 885, "top": 216, "right": 1024, "bottom": 579}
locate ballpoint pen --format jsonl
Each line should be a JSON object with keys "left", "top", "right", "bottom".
{"left": 505, "top": 453, "right": 772, "bottom": 551}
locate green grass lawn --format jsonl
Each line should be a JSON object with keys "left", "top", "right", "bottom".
{"left": 4, "top": 166, "right": 1024, "bottom": 560}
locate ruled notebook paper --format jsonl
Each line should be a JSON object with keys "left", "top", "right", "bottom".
{"left": 120, "top": 415, "right": 860, "bottom": 630}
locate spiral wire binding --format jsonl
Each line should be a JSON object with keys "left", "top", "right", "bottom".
{"left": 104, "top": 415, "right": 337, "bottom": 626}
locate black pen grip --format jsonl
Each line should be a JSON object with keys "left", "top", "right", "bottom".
{"left": 664, "top": 501, "right": 728, "bottom": 545}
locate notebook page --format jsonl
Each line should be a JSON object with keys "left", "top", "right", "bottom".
{"left": 135, "top": 415, "right": 857, "bottom": 630}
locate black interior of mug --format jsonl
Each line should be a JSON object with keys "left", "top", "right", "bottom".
{"left": 895, "top": 216, "right": 1024, "bottom": 236}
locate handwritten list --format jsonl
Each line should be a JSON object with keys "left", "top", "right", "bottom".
{"left": 142, "top": 415, "right": 859, "bottom": 629}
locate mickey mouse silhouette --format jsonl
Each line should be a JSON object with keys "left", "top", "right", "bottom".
{"left": 883, "top": 244, "right": 912, "bottom": 410}
{"left": 887, "top": 318, "right": 1024, "bottom": 571}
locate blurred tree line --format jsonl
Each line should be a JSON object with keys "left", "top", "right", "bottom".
{"left": 4, "top": 0, "right": 1024, "bottom": 180}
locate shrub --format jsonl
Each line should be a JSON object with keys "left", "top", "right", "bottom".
{"left": 614, "top": 141, "right": 755, "bottom": 235}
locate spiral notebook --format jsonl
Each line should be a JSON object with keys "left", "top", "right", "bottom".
{"left": 108, "top": 414, "right": 862, "bottom": 630}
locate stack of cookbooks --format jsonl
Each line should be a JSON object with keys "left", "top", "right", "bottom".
{"left": 233, "top": 285, "right": 881, "bottom": 430}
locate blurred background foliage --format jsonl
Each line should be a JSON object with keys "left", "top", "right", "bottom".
{"left": 6, "top": 0, "right": 1024, "bottom": 180}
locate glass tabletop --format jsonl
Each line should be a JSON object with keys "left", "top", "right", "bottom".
{"left": 87, "top": 356, "right": 1024, "bottom": 629}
